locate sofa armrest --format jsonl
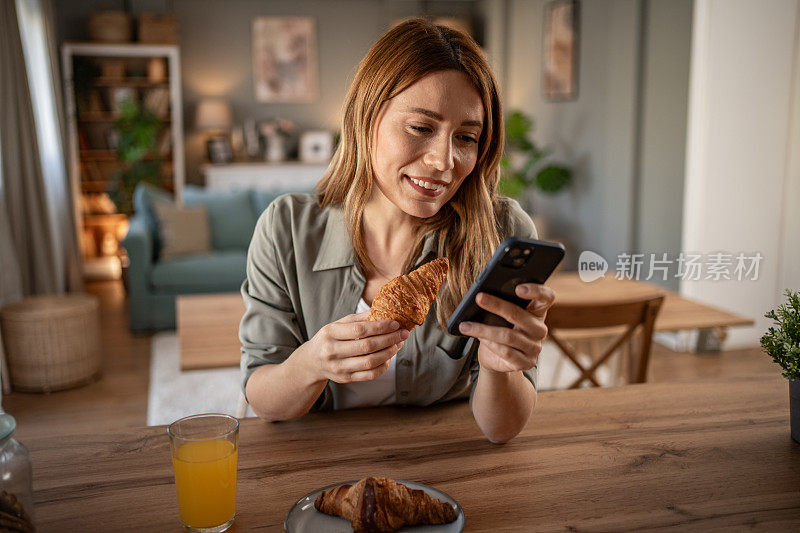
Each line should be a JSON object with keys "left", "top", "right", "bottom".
{"left": 121, "top": 215, "right": 153, "bottom": 292}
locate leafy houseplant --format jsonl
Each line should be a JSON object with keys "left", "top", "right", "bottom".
{"left": 109, "top": 99, "right": 164, "bottom": 215}
{"left": 760, "top": 289, "right": 800, "bottom": 443}
{"left": 499, "top": 110, "right": 572, "bottom": 200}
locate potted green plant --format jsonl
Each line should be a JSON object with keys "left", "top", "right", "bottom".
{"left": 499, "top": 110, "right": 572, "bottom": 200}
{"left": 760, "top": 289, "right": 800, "bottom": 443}
{"left": 108, "top": 99, "right": 164, "bottom": 215}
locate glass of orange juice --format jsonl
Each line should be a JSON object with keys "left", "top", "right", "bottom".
{"left": 168, "top": 413, "right": 239, "bottom": 532}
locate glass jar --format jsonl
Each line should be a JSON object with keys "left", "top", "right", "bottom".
{"left": 0, "top": 414, "right": 35, "bottom": 531}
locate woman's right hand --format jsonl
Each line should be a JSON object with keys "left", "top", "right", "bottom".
{"left": 298, "top": 310, "right": 410, "bottom": 383}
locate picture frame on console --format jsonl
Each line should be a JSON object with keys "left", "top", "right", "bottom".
{"left": 207, "top": 136, "right": 233, "bottom": 165}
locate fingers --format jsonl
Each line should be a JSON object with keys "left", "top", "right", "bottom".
{"left": 481, "top": 340, "right": 538, "bottom": 371}
{"left": 516, "top": 284, "right": 556, "bottom": 318}
{"left": 469, "top": 292, "right": 548, "bottom": 339}
{"left": 338, "top": 328, "right": 410, "bottom": 356}
{"left": 329, "top": 316, "right": 400, "bottom": 341}
{"left": 460, "top": 319, "right": 538, "bottom": 354}
{"left": 337, "top": 343, "right": 403, "bottom": 382}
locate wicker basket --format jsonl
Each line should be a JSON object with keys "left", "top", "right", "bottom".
{"left": 0, "top": 295, "right": 102, "bottom": 393}
{"left": 87, "top": 11, "right": 132, "bottom": 43}
{"left": 138, "top": 13, "right": 178, "bottom": 44}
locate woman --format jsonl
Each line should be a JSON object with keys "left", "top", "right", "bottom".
{"left": 240, "top": 18, "right": 555, "bottom": 444}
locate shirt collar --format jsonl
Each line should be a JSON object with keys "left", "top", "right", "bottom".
{"left": 312, "top": 205, "right": 354, "bottom": 271}
{"left": 312, "top": 204, "right": 439, "bottom": 272}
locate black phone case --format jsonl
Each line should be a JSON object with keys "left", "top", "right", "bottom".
{"left": 446, "top": 237, "right": 565, "bottom": 336}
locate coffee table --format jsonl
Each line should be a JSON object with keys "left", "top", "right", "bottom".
{"left": 176, "top": 293, "right": 244, "bottom": 370}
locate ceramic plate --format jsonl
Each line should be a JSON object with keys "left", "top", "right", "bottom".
{"left": 284, "top": 479, "right": 465, "bottom": 533}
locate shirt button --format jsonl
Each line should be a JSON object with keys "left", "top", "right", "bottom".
{"left": 399, "top": 391, "right": 408, "bottom": 397}
{"left": 400, "top": 359, "right": 412, "bottom": 367}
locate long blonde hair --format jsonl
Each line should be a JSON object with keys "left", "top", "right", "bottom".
{"left": 317, "top": 18, "right": 511, "bottom": 330}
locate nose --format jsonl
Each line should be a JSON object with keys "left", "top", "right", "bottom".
{"left": 423, "top": 134, "right": 454, "bottom": 172}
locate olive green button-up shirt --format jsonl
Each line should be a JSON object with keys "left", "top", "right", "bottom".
{"left": 239, "top": 193, "right": 538, "bottom": 412}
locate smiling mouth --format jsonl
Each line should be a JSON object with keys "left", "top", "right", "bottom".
{"left": 404, "top": 175, "right": 446, "bottom": 191}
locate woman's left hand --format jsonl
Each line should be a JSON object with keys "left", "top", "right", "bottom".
{"left": 459, "top": 284, "right": 556, "bottom": 374}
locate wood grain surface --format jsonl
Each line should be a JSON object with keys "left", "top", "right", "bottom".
{"left": 28, "top": 375, "right": 800, "bottom": 532}
{"left": 176, "top": 293, "right": 244, "bottom": 370}
{"left": 547, "top": 273, "right": 754, "bottom": 330}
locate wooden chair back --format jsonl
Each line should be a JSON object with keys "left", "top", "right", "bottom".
{"left": 544, "top": 295, "right": 664, "bottom": 388}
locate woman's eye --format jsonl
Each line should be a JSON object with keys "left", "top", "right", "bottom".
{"left": 458, "top": 135, "right": 478, "bottom": 144}
{"left": 409, "top": 125, "right": 432, "bottom": 134}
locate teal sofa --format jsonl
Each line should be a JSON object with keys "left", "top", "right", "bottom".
{"left": 121, "top": 183, "right": 294, "bottom": 331}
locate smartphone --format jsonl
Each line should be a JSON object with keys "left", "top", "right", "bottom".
{"left": 446, "top": 237, "right": 565, "bottom": 336}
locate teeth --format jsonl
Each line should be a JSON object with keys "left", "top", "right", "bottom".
{"left": 408, "top": 177, "right": 443, "bottom": 191}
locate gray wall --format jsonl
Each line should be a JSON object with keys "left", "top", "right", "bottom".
{"left": 636, "top": 0, "right": 692, "bottom": 290}
{"left": 55, "top": 0, "right": 693, "bottom": 279}
{"left": 504, "top": 0, "right": 692, "bottom": 280}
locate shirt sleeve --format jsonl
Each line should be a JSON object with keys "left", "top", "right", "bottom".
{"left": 469, "top": 198, "right": 540, "bottom": 410}
{"left": 239, "top": 201, "right": 305, "bottom": 401}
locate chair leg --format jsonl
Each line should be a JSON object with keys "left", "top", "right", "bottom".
{"left": 614, "top": 335, "right": 624, "bottom": 386}
{"left": 551, "top": 345, "right": 565, "bottom": 388}
{"left": 236, "top": 392, "right": 247, "bottom": 418}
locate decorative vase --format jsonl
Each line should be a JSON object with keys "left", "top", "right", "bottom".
{"left": 791, "top": 379, "right": 800, "bottom": 443}
{"left": 266, "top": 134, "right": 286, "bottom": 162}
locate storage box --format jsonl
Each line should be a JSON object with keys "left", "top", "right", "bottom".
{"left": 138, "top": 13, "right": 178, "bottom": 44}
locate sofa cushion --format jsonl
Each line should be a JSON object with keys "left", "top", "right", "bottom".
{"left": 151, "top": 202, "right": 212, "bottom": 259}
{"left": 183, "top": 185, "right": 257, "bottom": 251}
{"left": 150, "top": 251, "right": 247, "bottom": 294}
{"left": 251, "top": 190, "right": 284, "bottom": 217}
{"left": 132, "top": 182, "right": 173, "bottom": 260}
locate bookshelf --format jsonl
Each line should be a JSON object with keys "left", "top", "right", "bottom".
{"left": 61, "top": 42, "right": 184, "bottom": 277}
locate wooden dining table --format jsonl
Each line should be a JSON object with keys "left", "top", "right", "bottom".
{"left": 29, "top": 375, "right": 800, "bottom": 531}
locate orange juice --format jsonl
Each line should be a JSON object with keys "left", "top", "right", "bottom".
{"left": 172, "top": 439, "right": 238, "bottom": 528}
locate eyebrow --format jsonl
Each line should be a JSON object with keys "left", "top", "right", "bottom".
{"left": 406, "top": 107, "right": 483, "bottom": 128}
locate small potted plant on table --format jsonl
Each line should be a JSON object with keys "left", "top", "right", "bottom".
{"left": 761, "top": 289, "right": 800, "bottom": 443}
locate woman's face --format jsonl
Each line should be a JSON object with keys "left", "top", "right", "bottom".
{"left": 370, "top": 70, "right": 485, "bottom": 219}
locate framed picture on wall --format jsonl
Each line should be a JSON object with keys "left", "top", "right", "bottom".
{"left": 542, "top": 0, "right": 580, "bottom": 101}
{"left": 252, "top": 17, "right": 318, "bottom": 102}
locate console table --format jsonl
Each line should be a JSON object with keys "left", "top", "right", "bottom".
{"left": 201, "top": 161, "right": 328, "bottom": 192}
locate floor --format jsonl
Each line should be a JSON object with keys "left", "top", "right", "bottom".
{"left": 3, "top": 280, "right": 779, "bottom": 440}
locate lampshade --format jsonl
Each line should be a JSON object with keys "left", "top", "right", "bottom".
{"left": 195, "top": 99, "right": 233, "bottom": 132}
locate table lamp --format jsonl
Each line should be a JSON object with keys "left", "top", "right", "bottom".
{"left": 196, "top": 98, "right": 233, "bottom": 163}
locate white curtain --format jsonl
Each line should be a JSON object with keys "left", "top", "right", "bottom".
{"left": 0, "top": 0, "right": 81, "bottom": 301}
{"left": 0, "top": 0, "right": 82, "bottom": 399}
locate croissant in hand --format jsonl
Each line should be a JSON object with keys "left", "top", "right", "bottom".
{"left": 368, "top": 258, "right": 449, "bottom": 332}
{"left": 314, "top": 476, "right": 458, "bottom": 533}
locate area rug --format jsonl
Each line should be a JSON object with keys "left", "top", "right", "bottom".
{"left": 147, "top": 333, "right": 613, "bottom": 425}
{"left": 147, "top": 332, "right": 253, "bottom": 426}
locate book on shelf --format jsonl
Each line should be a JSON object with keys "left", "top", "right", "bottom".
{"left": 143, "top": 87, "right": 170, "bottom": 118}
{"left": 156, "top": 128, "right": 172, "bottom": 156}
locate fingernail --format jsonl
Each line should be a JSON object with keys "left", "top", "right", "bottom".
{"left": 460, "top": 322, "right": 472, "bottom": 333}
{"left": 517, "top": 285, "right": 530, "bottom": 296}
{"left": 401, "top": 330, "right": 410, "bottom": 339}
{"left": 390, "top": 321, "right": 400, "bottom": 330}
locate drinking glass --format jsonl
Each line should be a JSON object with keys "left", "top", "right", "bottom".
{"left": 168, "top": 413, "right": 239, "bottom": 533}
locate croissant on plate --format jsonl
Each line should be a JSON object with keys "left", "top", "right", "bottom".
{"left": 368, "top": 258, "right": 449, "bottom": 332}
{"left": 314, "top": 476, "right": 458, "bottom": 533}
